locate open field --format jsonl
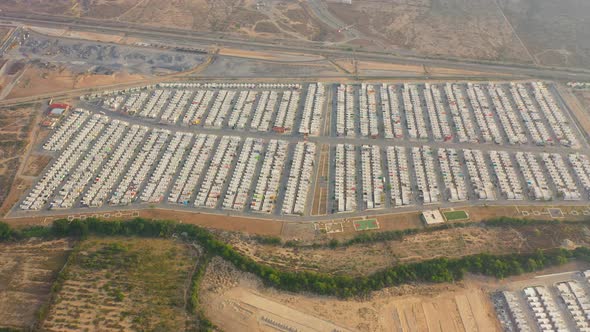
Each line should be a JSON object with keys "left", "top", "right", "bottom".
{"left": 0, "top": 0, "right": 328, "bottom": 42}
{"left": 500, "top": 0, "right": 590, "bottom": 68}
{"left": 0, "top": 238, "right": 73, "bottom": 330}
{"left": 327, "top": 0, "right": 532, "bottom": 63}
{"left": 5, "top": 65, "right": 147, "bottom": 99}
{"left": 223, "top": 219, "right": 590, "bottom": 275}
{"left": 42, "top": 237, "right": 199, "bottom": 331}
{"left": 200, "top": 256, "right": 501, "bottom": 331}
{"left": 0, "top": 106, "right": 35, "bottom": 214}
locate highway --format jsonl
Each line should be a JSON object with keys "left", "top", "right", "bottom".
{"left": 2, "top": 11, "right": 590, "bottom": 82}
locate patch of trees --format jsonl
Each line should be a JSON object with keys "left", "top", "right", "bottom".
{"left": 2, "top": 218, "right": 590, "bottom": 298}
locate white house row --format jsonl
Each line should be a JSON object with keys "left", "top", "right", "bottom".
{"left": 138, "top": 89, "right": 169, "bottom": 119}
{"left": 402, "top": 84, "right": 428, "bottom": 140}
{"left": 282, "top": 142, "right": 316, "bottom": 215}
{"left": 204, "top": 90, "right": 237, "bottom": 129}
{"left": 523, "top": 286, "right": 568, "bottom": 332}
{"left": 81, "top": 124, "right": 148, "bottom": 207}
{"left": 227, "top": 90, "right": 258, "bottom": 130}
{"left": 22, "top": 114, "right": 108, "bottom": 210}
{"left": 160, "top": 90, "right": 193, "bottom": 124}
{"left": 110, "top": 129, "right": 170, "bottom": 205}
{"left": 381, "top": 85, "right": 403, "bottom": 139}
{"left": 273, "top": 90, "right": 301, "bottom": 133}
{"left": 335, "top": 84, "right": 356, "bottom": 137}
{"left": 487, "top": 84, "right": 527, "bottom": 144}
{"left": 182, "top": 90, "right": 213, "bottom": 125}
{"left": 298, "top": 83, "right": 325, "bottom": 136}
{"left": 251, "top": 140, "right": 289, "bottom": 214}
{"left": 250, "top": 91, "right": 279, "bottom": 132}
{"left": 437, "top": 148, "right": 467, "bottom": 202}
{"left": 502, "top": 292, "right": 532, "bottom": 332}
{"left": 222, "top": 138, "right": 264, "bottom": 210}
{"left": 424, "top": 84, "right": 452, "bottom": 142}
{"left": 43, "top": 109, "right": 90, "bottom": 151}
{"left": 514, "top": 152, "right": 551, "bottom": 201}
{"left": 334, "top": 144, "right": 357, "bottom": 213}
{"left": 140, "top": 132, "right": 193, "bottom": 203}
{"left": 510, "top": 83, "right": 552, "bottom": 146}
{"left": 360, "top": 145, "right": 383, "bottom": 209}
{"left": 386, "top": 146, "right": 412, "bottom": 207}
{"left": 194, "top": 136, "right": 241, "bottom": 208}
{"left": 412, "top": 146, "right": 440, "bottom": 204}
{"left": 445, "top": 83, "right": 478, "bottom": 143}
{"left": 359, "top": 84, "right": 379, "bottom": 138}
{"left": 463, "top": 149, "right": 496, "bottom": 200}
{"left": 466, "top": 83, "right": 503, "bottom": 144}
{"left": 556, "top": 281, "right": 590, "bottom": 332}
{"left": 531, "top": 82, "right": 578, "bottom": 147}
{"left": 541, "top": 153, "right": 581, "bottom": 200}
{"left": 169, "top": 134, "right": 217, "bottom": 205}
{"left": 120, "top": 91, "right": 149, "bottom": 115}
{"left": 489, "top": 150, "right": 524, "bottom": 200}
{"left": 52, "top": 119, "right": 128, "bottom": 209}
{"left": 569, "top": 153, "right": 590, "bottom": 197}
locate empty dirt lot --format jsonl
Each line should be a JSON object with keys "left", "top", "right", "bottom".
{"left": 200, "top": 256, "right": 501, "bottom": 331}
{"left": 0, "top": 106, "right": 35, "bottom": 214}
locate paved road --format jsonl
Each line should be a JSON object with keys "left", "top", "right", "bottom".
{"left": 2, "top": 12, "right": 590, "bottom": 81}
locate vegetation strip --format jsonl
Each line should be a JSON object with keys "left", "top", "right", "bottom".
{"left": 1, "top": 217, "right": 590, "bottom": 298}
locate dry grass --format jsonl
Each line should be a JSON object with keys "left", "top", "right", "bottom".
{"left": 328, "top": 0, "right": 532, "bottom": 63}
{"left": 0, "top": 239, "right": 73, "bottom": 330}
{"left": 0, "top": 107, "right": 34, "bottom": 213}
{"left": 42, "top": 237, "right": 199, "bottom": 331}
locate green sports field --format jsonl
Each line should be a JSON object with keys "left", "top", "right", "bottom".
{"left": 354, "top": 219, "right": 379, "bottom": 231}
{"left": 443, "top": 210, "right": 469, "bottom": 221}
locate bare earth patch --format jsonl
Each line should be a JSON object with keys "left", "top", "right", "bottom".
{"left": 199, "top": 257, "right": 501, "bottom": 331}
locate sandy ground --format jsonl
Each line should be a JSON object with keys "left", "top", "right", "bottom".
{"left": 563, "top": 87, "right": 590, "bottom": 139}
{"left": 311, "top": 144, "right": 329, "bottom": 216}
{"left": 218, "top": 48, "right": 324, "bottom": 62}
{"left": 27, "top": 26, "right": 139, "bottom": 45}
{"left": 2, "top": 208, "right": 286, "bottom": 236}
{"left": 6, "top": 66, "right": 146, "bottom": 99}
{"left": 200, "top": 257, "right": 501, "bottom": 332}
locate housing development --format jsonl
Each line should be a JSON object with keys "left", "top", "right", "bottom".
{"left": 3, "top": 2, "right": 590, "bottom": 331}
{"left": 13, "top": 81, "right": 590, "bottom": 220}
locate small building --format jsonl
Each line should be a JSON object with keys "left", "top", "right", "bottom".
{"left": 41, "top": 118, "right": 57, "bottom": 128}
{"left": 49, "top": 108, "right": 66, "bottom": 117}
{"left": 421, "top": 209, "right": 445, "bottom": 226}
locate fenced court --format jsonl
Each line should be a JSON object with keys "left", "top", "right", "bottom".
{"left": 353, "top": 219, "right": 380, "bottom": 231}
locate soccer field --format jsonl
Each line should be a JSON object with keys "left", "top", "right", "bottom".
{"left": 443, "top": 210, "right": 469, "bottom": 221}
{"left": 354, "top": 219, "right": 380, "bottom": 231}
